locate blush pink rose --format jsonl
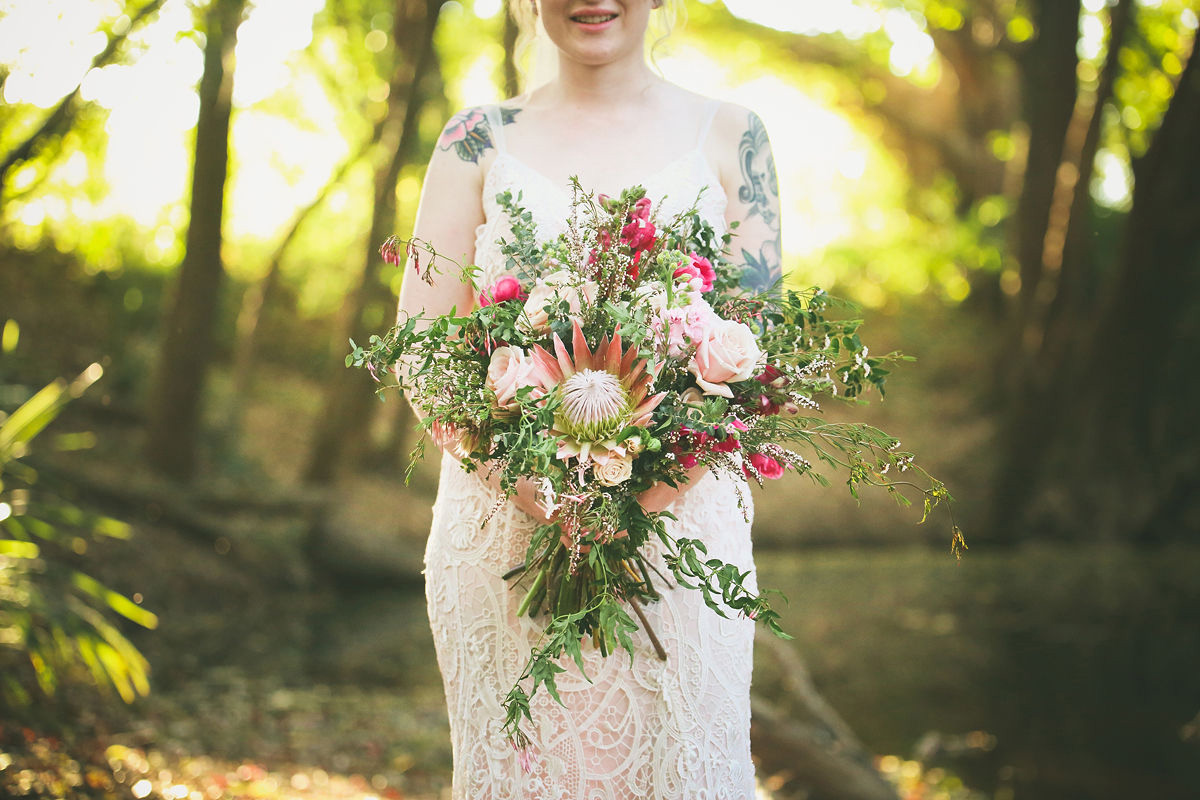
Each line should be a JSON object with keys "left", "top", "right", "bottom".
{"left": 486, "top": 346, "right": 542, "bottom": 411}
{"left": 478, "top": 275, "right": 527, "bottom": 307}
{"left": 689, "top": 319, "right": 764, "bottom": 398}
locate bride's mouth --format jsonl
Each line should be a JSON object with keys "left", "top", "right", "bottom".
{"left": 570, "top": 9, "right": 619, "bottom": 29}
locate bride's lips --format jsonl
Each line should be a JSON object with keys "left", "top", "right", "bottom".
{"left": 569, "top": 6, "right": 619, "bottom": 32}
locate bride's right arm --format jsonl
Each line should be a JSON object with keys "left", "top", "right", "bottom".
{"left": 396, "top": 108, "right": 553, "bottom": 523}
{"left": 395, "top": 109, "right": 487, "bottom": 348}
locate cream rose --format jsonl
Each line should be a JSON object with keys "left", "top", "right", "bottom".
{"left": 689, "top": 319, "right": 764, "bottom": 398}
{"left": 521, "top": 270, "right": 597, "bottom": 334}
{"left": 486, "top": 346, "right": 541, "bottom": 411}
{"left": 594, "top": 454, "right": 634, "bottom": 486}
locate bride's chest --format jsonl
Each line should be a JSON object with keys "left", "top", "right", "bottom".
{"left": 472, "top": 150, "right": 729, "bottom": 284}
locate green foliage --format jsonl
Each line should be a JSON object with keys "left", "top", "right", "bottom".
{"left": 0, "top": 363, "right": 157, "bottom": 707}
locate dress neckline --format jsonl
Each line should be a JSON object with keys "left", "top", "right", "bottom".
{"left": 486, "top": 148, "right": 724, "bottom": 206}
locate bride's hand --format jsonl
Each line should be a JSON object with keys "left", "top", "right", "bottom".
{"left": 483, "top": 470, "right": 554, "bottom": 524}
{"left": 637, "top": 465, "right": 710, "bottom": 514}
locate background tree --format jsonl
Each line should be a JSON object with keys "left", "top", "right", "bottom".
{"left": 303, "top": 0, "right": 444, "bottom": 485}
{"left": 143, "top": 0, "right": 248, "bottom": 481}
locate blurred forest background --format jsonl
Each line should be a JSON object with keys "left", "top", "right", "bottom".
{"left": 1, "top": 0, "right": 1198, "bottom": 798}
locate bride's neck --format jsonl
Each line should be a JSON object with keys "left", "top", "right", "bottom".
{"left": 545, "top": 55, "right": 660, "bottom": 109}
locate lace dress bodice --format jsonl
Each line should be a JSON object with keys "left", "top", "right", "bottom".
{"left": 471, "top": 104, "right": 729, "bottom": 289}
{"left": 424, "top": 100, "right": 758, "bottom": 800}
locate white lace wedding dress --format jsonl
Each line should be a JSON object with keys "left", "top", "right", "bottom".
{"left": 424, "top": 100, "right": 758, "bottom": 799}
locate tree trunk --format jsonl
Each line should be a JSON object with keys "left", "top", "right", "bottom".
{"left": 1038, "top": 0, "right": 1133, "bottom": 365}
{"left": 303, "top": 0, "right": 441, "bottom": 485}
{"left": 1010, "top": 0, "right": 1082, "bottom": 344}
{"left": 992, "top": 23, "right": 1200, "bottom": 540}
{"left": 987, "top": 0, "right": 1084, "bottom": 537}
{"left": 144, "top": 0, "right": 246, "bottom": 481}
{"left": 1073, "top": 42, "right": 1200, "bottom": 539}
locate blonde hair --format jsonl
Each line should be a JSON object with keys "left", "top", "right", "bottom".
{"left": 506, "top": 0, "right": 686, "bottom": 93}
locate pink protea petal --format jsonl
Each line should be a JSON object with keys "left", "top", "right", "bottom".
{"left": 553, "top": 332, "right": 575, "bottom": 378}
{"left": 594, "top": 334, "right": 612, "bottom": 367}
{"left": 530, "top": 344, "right": 564, "bottom": 386}
{"left": 571, "top": 321, "right": 593, "bottom": 371}
{"left": 623, "top": 359, "right": 647, "bottom": 391}
{"left": 629, "top": 392, "right": 667, "bottom": 426}
{"left": 620, "top": 343, "right": 638, "bottom": 377}
{"left": 604, "top": 336, "right": 622, "bottom": 374}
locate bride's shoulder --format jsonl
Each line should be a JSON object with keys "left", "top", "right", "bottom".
{"left": 708, "top": 99, "right": 770, "bottom": 146}
{"left": 435, "top": 104, "right": 510, "bottom": 167}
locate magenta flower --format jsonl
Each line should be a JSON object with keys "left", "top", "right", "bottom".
{"left": 674, "top": 252, "right": 716, "bottom": 293}
{"left": 479, "top": 275, "right": 527, "bottom": 307}
{"left": 743, "top": 452, "right": 785, "bottom": 480}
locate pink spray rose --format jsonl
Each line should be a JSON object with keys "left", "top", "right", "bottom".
{"left": 478, "top": 275, "right": 527, "bottom": 307}
{"left": 689, "top": 319, "right": 764, "bottom": 398}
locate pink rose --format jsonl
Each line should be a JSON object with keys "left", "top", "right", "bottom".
{"left": 743, "top": 452, "right": 785, "bottom": 480}
{"left": 486, "top": 346, "right": 542, "bottom": 411}
{"left": 689, "top": 319, "right": 764, "bottom": 398}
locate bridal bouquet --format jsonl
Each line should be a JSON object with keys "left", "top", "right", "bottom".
{"left": 348, "top": 181, "right": 964, "bottom": 750}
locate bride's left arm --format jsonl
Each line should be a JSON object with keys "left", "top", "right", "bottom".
{"left": 715, "top": 103, "right": 783, "bottom": 294}
{"left": 637, "top": 103, "right": 782, "bottom": 513}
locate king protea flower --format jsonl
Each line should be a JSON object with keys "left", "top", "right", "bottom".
{"left": 531, "top": 321, "right": 665, "bottom": 464}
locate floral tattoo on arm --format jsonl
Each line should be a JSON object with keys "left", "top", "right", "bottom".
{"left": 438, "top": 106, "right": 522, "bottom": 164}
{"left": 736, "top": 112, "right": 782, "bottom": 293}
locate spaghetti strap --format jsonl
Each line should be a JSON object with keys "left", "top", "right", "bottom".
{"left": 695, "top": 98, "right": 722, "bottom": 149}
{"left": 485, "top": 103, "right": 508, "bottom": 152}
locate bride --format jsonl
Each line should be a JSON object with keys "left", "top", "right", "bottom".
{"left": 396, "top": 0, "right": 782, "bottom": 796}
